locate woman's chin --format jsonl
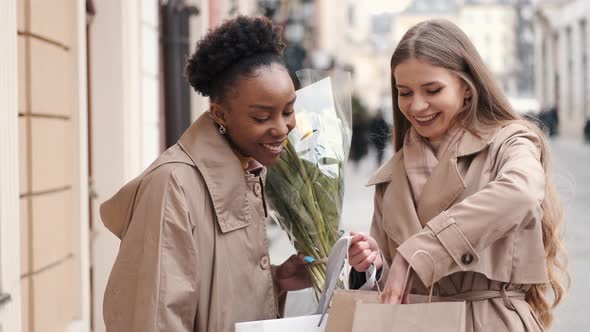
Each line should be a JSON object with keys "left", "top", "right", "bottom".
{"left": 415, "top": 125, "right": 448, "bottom": 140}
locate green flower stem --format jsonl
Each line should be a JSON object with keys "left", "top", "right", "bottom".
{"left": 267, "top": 139, "right": 343, "bottom": 300}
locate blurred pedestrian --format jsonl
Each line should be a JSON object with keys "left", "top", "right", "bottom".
{"left": 350, "top": 95, "right": 370, "bottom": 167}
{"left": 369, "top": 109, "right": 391, "bottom": 165}
{"left": 348, "top": 19, "right": 568, "bottom": 332}
{"left": 539, "top": 104, "right": 559, "bottom": 136}
{"left": 100, "top": 16, "right": 311, "bottom": 332}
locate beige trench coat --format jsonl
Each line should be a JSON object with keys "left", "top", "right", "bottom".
{"left": 368, "top": 123, "right": 548, "bottom": 332}
{"left": 100, "top": 114, "right": 283, "bottom": 332}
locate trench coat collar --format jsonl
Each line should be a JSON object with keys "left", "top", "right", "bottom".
{"left": 178, "top": 113, "right": 262, "bottom": 233}
{"left": 382, "top": 152, "right": 424, "bottom": 244}
{"left": 367, "top": 126, "right": 499, "bottom": 187}
{"left": 366, "top": 126, "right": 500, "bottom": 240}
{"left": 456, "top": 127, "right": 499, "bottom": 157}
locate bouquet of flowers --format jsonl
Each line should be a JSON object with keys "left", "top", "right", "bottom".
{"left": 266, "top": 70, "right": 352, "bottom": 298}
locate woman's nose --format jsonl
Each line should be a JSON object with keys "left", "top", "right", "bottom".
{"left": 410, "top": 97, "right": 429, "bottom": 113}
{"left": 270, "top": 118, "right": 290, "bottom": 137}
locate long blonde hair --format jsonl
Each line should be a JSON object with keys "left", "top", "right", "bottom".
{"left": 390, "top": 19, "right": 569, "bottom": 328}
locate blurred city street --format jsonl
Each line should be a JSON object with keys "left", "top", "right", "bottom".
{"left": 550, "top": 137, "right": 590, "bottom": 331}
{"left": 4, "top": 0, "right": 590, "bottom": 330}
{"left": 269, "top": 138, "right": 590, "bottom": 331}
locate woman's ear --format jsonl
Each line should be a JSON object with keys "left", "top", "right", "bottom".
{"left": 210, "top": 102, "right": 228, "bottom": 127}
{"left": 463, "top": 84, "right": 472, "bottom": 99}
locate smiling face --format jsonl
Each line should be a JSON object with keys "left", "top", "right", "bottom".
{"left": 211, "top": 63, "right": 296, "bottom": 166}
{"left": 394, "top": 58, "right": 471, "bottom": 140}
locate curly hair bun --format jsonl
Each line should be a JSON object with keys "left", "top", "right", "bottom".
{"left": 185, "top": 16, "right": 286, "bottom": 97}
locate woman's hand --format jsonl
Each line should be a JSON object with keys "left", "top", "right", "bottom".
{"left": 275, "top": 254, "right": 312, "bottom": 293}
{"left": 348, "top": 232, "right": 383, "bottom": 272}
{"left": 380, "top": 254, "right": 411, "bottom": 304}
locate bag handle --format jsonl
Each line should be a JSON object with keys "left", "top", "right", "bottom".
{"left": 316, "top": 235, "right": 378, "bottom": 319}
{"left": 343, "top": 236, "right": 381, "bottom": 294}
{"left": 401, "top": 250, "right": 436, "bottom": 303}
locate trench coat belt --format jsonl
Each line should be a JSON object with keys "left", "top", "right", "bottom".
{"left": 417, "top": 285, "right": 526, "bottom": 311}
{"left": 451, "top": 285, "right": 525, "bottom": 311}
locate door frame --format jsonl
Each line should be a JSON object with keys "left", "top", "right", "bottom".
{"left": 73, "top": 0, "right": 91, "bottom": 330}
{"left": 89, "top": 1, "right": 143, "bottom": 330}
{"left": 0, "top": 0, "right": 22, "bottom": 331}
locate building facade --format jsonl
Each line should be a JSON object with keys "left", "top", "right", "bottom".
{"left": 314, "top": 0, "right": 530, "bottom": 113}
{"left": 460, "top": 0, "right": 519, "bottom": 96}
{"left": 1, "top": 1, "right": 259, "bottom": 331}
{"left": 15, "top": 1, "right": 89, "bottom": 331}
{"left": 534, "top": 0, "right": 590, "bottom": 139}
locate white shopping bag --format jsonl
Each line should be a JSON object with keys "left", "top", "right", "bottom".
{"left": 235, "top": 314, "right": 327, "bottom": 332}
{"left": 235, "top": 235, "right": 375, "bottom": 331}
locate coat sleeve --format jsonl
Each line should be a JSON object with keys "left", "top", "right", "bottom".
{"left": 104, "top": 170, "right": 199, "bottom": 332}
{"left": 396, "top": 129, "right": 545, "bottom": 287}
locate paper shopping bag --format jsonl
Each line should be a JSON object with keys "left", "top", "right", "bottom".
{"left": 235, "top": 314, "right": 327, "bottom": 332}
{"left": 351, "top": 301, "right": 466, "bottom": 332}
{"left": 324, "top": 289, "right": 380, "bottom": 332}
{"left": 349, "top": 250, "right": 466, "bottom": 332}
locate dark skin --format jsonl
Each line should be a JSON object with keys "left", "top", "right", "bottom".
{"left": 210, "top": 63, "right": 297, "bottom": 166}
{"left": 275, "top": 254, "right": 313, "bottom": 295}
{"left": 210, "top": 63, "right": 312, "bottom": 293}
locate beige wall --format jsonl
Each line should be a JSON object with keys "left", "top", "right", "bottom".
{"left": 17, "top": 0, "right": 83, "bottom": 331}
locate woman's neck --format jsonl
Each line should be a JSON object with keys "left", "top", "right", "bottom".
{"left": 220, "top": 133, "right": 253, "bottom": 170}
{"left": 229, "top": 146, "right": 252, "bottom": 170}
{"left": 425, "top": 122, "right": 462, "bottom": 156}
{"left": 426, "top": 136, "right": 445, "bottom": 155}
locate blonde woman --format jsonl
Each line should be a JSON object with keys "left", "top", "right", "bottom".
{"left": 348, "top": 19, "right": 568, "bottom": 331}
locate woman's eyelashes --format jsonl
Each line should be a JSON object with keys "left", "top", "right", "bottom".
{"left": 253, "top": 117, "right": 269, "bottom": 123}
{"left": 426, "top": 87, "right": 442, "bottom": 95}
{"left": 252, "top": 109, "right": 294, "bottom": 123}
{"left": 398, "top": 87, "right": 443, "bottom": 97}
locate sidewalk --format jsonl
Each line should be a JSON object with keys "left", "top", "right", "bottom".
{"left": 549, "top": 137, "right": 590, "bottom": 331}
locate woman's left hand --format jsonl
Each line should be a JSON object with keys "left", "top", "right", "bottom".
{"left": 275, "top": 254, "right": 312, "bottom": 293}
{"left": 380, "top": 254, "right": 411, "bottom": 304}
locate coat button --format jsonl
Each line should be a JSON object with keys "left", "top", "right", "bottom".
{"left": 260, "top": 256, "right": 270, "bottom": 270}
{"left": 254, "top": 183, "right": 262, "bottom": 197}
{"left": 461, "top": 254, "right": 474, "bottom": 265}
